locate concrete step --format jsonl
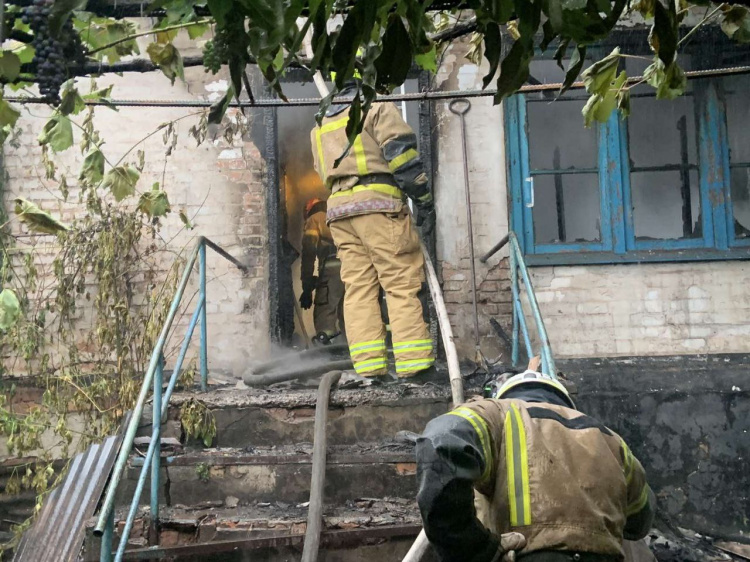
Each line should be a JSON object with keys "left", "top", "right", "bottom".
{"left": 117, "top": 442, "right": 418, "bottom": 509}
{"left": 86, "top": 498, "right": 426, "bottom": 561}
{"left": 146, "top": 383, "right": 453, "bottom": 449}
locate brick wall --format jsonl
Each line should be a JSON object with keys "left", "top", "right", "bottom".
{"left": 2, "top": 62, "right": 270, "bottom": 378}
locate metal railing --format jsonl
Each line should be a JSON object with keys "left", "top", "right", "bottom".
{"left": 480, "top": 231, "right": 558, "bottom": 378}
{"left": 93, "top": 237, "right": 247, "bottom": 562}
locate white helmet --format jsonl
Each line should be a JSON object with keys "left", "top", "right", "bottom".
{"left": 492, "top": 370, "right": 575, "bottom": 409}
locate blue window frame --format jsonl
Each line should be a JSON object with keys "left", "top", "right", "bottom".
{"left": 506, "top": 73, "right": 750, "bottom": 265}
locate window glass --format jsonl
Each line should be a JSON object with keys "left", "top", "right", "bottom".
{"left": 528, "top": 99, "right": 598, "bottom": 169}
{"left": 533, "top": 174, "right": 601, "bottom": 244}
{"left": 627, "top": 92, "right": 701, "bottom": 239}
{"left": 724, "top": 74, "right": 750, "bottom": 237}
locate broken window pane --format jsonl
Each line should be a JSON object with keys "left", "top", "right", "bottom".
{"left": 627, "top": 92, "right": 701, "bottom": 240}
{"left": 533, "top": 174, "right": 601, "bottom": 244}
{"left": 630, "top": 170, "right": 700, "bottom": 239}
{"left": 724, "top": 74, "right": 750, "bottom": 238}
{"left": 528, "top": 99, "right": 598, "bottom": 169}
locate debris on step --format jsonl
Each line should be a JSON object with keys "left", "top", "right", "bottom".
{"left": 224, "top": 496, "right": 239, "bottom": 508}
{"left": 646, "top": 527, "right": 743, "bottom": 561}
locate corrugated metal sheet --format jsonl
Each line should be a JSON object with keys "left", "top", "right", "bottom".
{"left": 13, "top": 429, "right": 124, "bottom": 562}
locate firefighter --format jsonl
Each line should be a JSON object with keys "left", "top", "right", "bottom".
{"left": 416, "top": 371, "right": 656, "bottom": 562}
{"left": 299, "top": 198, "right": 345, "bottom": 345}
{"left": 310, "top": 81, "right": 435, "bottom": 381}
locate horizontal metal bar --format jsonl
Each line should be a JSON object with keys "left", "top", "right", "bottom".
{"left": 630, "top": 164, "right": 699, "bottom": 173}
{"left": 729, "top": 162, "right": 750, "bottom": 168}
{"left": 120, "top": 524, "right": 423, "bottom": 560}
{"left": 131, "top": 450, "right": 415, "bottom": 467}
{"left": 530, "top": 168, "right": 599, "bottom": 176}
{"left": 480, "top": 233, "right": 510, "bottom": 263}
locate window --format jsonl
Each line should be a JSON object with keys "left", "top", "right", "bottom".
{"left": 506, "top": 59, "right": 750, "bottom": 264}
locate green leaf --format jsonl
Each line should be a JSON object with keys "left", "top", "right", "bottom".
{"left": 179, "top": 209, "right": 194, "bottom": 230}
{"left": 58, "top": 83, "right": 85, "bottom": 116}
{"left": 494, "top": 40, "right": 532, "bottom": 102}
{"left": 207, "top": 0, "right": 232, "bottom": 27}
{"left": 208, "top": 85, "right": 235, "bottom": 124}
{"left": 375, "top": 15, "right": 412, "bottom": 90}
{"left": 187, "top": 21, "right": 210, "bottom": 39}
{"left": 582, "top": 70, "right": 627, "bottom": 126}
{"left": 0, "top": 289, "right": 20, "bottom": 332}
{"left": 562, "top": 0, "right": 587, "bottom": 10}
{"left": 102, "top": 166, "right": 140, "bottom": 201}
{"left": 331, "top": 0, "right": 378, "bottom": 89}
{"left": 721, "top": 6, "right": 750, "bottom": 43}
{"left": 0, "top": 51, "right": 21, "bottom": 81}
{"left": 147, "top": 42, "right": 184, "bottom": 85}
{"left": 560, "top": 44, "right": 586, "bottom": 96}
{"left": 581, "top": 47, "right": 620, "bottom": 95}
{"left": 644, "top": 58, "right": 685, "bottom": 99}
{"left": 651, "top": 0, "right": 678, "bottom": 66}
{"left": 138, "top": 183, "right": 171, "bottom": 217}
{"left": 482, "top": 23, "right": 502, "bottom": 89}
{"left": 617, "top": 88, "right": 631, "bottom": 117}
{"left": 14, "top": 43, "right": 36, "bottom": 65}
{"left": 632, "top": 0, "right": 655, "bottom": 18}
{"left": 13, "top": 197, "right": 70, "bottom": 234}
{"left": 0, "top": 99, "right": 21, "bottom": 129}
{"left": 48, "top": 0, "right": 88, "bottom": 37}
{"left": 79, "top": 148, "right": 105, "bottom": 184}
{"left": 38, "top": 115, "right": 74, "bottom": 152}
{"left": 414, "top": 44, "right": 437, "bottom": 72}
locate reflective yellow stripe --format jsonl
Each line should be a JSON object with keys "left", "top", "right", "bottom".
{"left": 329, "top": 183, "right": 403, "bottom": 199}
{"left": 621, "top": 440, "right": 634, "bottom": 485}
{"left": 320, "top": 116, "right": 349, "bottom": 134}
{"left": 353, "top": 358, "right": 387, "bottom": 373}
{"left": 393, "top": 340, "right": 433, "bottom": 354}
{"left": 448, "top": 407, "right": 492, "bottom": 484}
{"left": 350, "top": 339, "right": 385, "bottom": 353}
{"left": 505, "top": 404, "right": 531, "bottom": 527}
{"left": 349, "top": 343, "right": 386, "bottom": 357}
{"left": 315, "top": 129, "right": 326, "bottom": 182}
{"left": 395, "top": 358, "right": 435, "bottom": 372}
{"left": 354, "top": 136, "right": 368, "bottom": 175}
{"left": 388, "top": 148, "right": 418, "bottom": 171}
{"left": 625, "top": 485, "right": 649, "bottom": 516}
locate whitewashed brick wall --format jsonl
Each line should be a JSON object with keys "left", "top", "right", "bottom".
{"left": 2, "top": 60, "right": 271, "bottom": 378}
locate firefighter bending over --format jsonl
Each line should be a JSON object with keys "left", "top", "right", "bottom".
{"left": 416, "top": 371, "right": 655, "bottom": 562}
{"left": 310, "top": 82, "right": 436, "bottom": 382}
{"left": 299, "top": 198, "right": 345, "bottom": 345}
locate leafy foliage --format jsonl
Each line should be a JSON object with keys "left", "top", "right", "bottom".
{"left": 180, "top": 398, "right": 217, "bottom": 447}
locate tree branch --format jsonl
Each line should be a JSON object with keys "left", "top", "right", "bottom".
{"left": 87, "top": 18, "right": 213, "bottom": 55}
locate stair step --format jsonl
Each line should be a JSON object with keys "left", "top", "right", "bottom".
{"left": 85, "top": 498, "right": 422, "bottom": 561}
{"left": 150, "top": 384, "right": 453, "bottom": 448}
{"left": 117, "top": 443, "right": 418, "bottom": 508}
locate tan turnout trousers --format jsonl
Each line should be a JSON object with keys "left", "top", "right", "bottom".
{"left": 330, "top": 209, "right": 433, "bottom": 377}
{"left": 313, "top": 258, "right": 345, "bottom": 337}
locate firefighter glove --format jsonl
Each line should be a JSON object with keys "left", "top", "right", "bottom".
{"left": 416, "top": 199, "right": 435, "bottom": 237}
{"left": 470, "top": 532, "right": 526, "bottom": 562}
{"left": 300, "top": 289, "right": 314, "bottom": 310}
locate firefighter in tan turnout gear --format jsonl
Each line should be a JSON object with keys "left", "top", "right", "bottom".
{"left": 416, "top": 371, "right": 656, "bottom": 562}
{"left": 299, "top": 198, "right": 345, "bottom": 345}
{"left": 310, "top": 83, "right": 435, "bottom": 380}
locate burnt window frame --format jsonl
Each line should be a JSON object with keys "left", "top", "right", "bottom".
{"left": 506, "top": 76, "right": 750, "bottom": 266}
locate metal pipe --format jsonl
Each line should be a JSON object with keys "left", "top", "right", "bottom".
{"left": 420, "top": 242, "right": 464, "bottom": 405}
{"left": 448, "top": 99, "right": 482, "bottom": 361}
{"left": 509, "top": 234, "right": 557, "bottom": 377}
{"left": 479, "top": 233, "right": 510, "bottom": 264}
{"left": 94, "top": 241, "right": 202, "bottom": 536}
{"left": 100, "top": 507, "right": 114, "bottom": 562}
{"left": 199, "top": 242, "right": 208, "bottom": 391}
{"left": 203, "top": 238, "right": 249, "bottom": 272}
{"left": 301, "top": 370, "right": 342, "bottom": 562}
{"left": 150, "top": 355, "right": 163, "bottom": 544}
{"left": 514, "top": 297, "right": 534, "bottom": 361}
{"left": 114, "top": 424, "right": 162, "bottom": 561}
{"left": 160, "top": 295, "right": 205, "bottom": 418}
{"left": 510, "top": 250, "right": 520, "bottom": 367}
{"left": 244, "top": 360, "right": 353, "bottom": 386}
{"left": 402, "top": 532, "right": 431, "bottom": 562}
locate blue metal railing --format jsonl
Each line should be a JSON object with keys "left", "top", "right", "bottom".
{"left": 93, "top": 237, "right": 247, "bottom": 561}
{"left": 480, "top": 231, "right": 558, "bottom": 379}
